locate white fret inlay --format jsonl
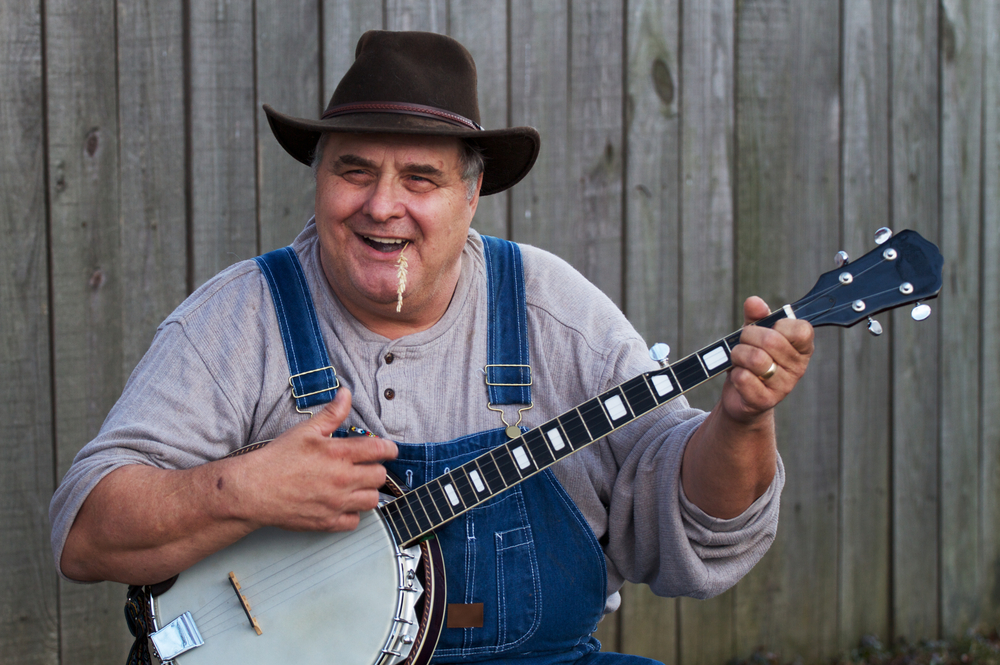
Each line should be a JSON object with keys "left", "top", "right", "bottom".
{"left": 652, "top": 374, "right": 673, "bottom": 396}
{"left": 469, "top": 470, "right": 486, "bottom": 493}
{"left": 512, "top": 446, "right": 530, "bottom": 469}
{"left": 444, "top": 483, "right": 460, "bottom": 506}
{"left": 702, "top": 347, "right": 729, "bottom": 371}
{"left": 604, "top": 395, "right": 626, "bottom": 420}
{"left": 547, "top": 428, "right": 566, "bottom": 451}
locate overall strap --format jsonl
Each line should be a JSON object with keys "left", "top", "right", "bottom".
{"left": 253, "top": 247, "right": 339, "bottom": 411}
{"left": 481, "top": 235, "right": 532, "bottom": 406}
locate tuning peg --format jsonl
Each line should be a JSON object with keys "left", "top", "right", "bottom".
{"left": 911, "top": 302, "right": 932, "bottom": 321}
{"left": 874, "top": 227, "right": 893, "bottom": 245}
{"left": 835, "top": 250, "right": 850, "bottom": 267}
{"left": 649, "top": 343, "right": 670, "bottom": 368}
{"left": 867, "top": 317, "right": 883, "bottom": 336}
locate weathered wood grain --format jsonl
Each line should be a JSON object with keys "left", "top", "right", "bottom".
{"left": 0, "top": 3, "right": 57, "bottom": 663}
{"left": 190, "top": 0, "right": 258, "bottom": 284}
{"left": 256, "top": 0, "right": 321, "bottom": 252}
{"left": 839, "top": 0, "right": 891, "bottom": 649}
{"left": 619, "top": 584, "right": 677, "bottom": 665}
{"left": 385, "top": 0, "right": 447, "bottom": 33}
{"left": 321, "top": 1, "right": 383, "bottom": 101}
{"left": 981, "top": 0, "right": 1000, "bottom": 630}
{"left": 675, "top": 2, "right": 739, "bottom": 664}
{"left": 733, "top": 1, "right": 842, "bottom": 660}
{"left": 623, "top": 0, "right": 681, "bottom": 348}
{"left": 509, "top": 0, "right": 570, "bottom": 252}
{"left": 451, "top": 0, "right": 510, "bottom": 238}
{"left": 45, "top": 0, "right": 132, "bottom": 661}
{"left": 117, "top": 0, "right": 188, "bottom": 375}
{"left": 939, "top": 0, "right": 984, "bottom": 636}
{"left": 890, "top": 0, "right": 941, "bottom": 641}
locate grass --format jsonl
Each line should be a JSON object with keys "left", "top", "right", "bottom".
{"left": 729, "top": 630, "right": 1000, "bottom": 665}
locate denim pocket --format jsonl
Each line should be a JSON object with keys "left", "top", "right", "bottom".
{"left": 433, "top": 486, "right": 541, "bottom": 657}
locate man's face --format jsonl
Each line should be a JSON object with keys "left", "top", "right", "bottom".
{"left": 314, "top": 133, "right": 481, "bottom": 332}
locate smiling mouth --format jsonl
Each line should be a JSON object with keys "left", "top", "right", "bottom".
{"left": 360, "top": 234, "right": 408, "bottom": 253}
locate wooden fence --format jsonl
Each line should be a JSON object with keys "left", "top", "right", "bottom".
{"left": 2, "top": 1, "right": 997, "bottom": 663}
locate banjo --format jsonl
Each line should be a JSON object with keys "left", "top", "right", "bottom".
{"left": 140, "top": 229, "right": 942, "bottom": 664}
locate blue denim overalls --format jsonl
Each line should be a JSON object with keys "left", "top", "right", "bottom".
{"left": 255, "top": 237, "right": 660, "bottom": 665}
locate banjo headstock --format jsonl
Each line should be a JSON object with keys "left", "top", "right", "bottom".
{"left": 790, "top": 229, "right": 943, "bottom": 329}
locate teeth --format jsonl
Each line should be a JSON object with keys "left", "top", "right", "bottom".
{"left": 363, "top": 235, "right": 406, "bottom": 245}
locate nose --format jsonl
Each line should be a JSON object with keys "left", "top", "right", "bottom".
{"left": 363, "top": 175, "right": 405, "bottom": 223}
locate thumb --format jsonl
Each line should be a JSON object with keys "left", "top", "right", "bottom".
{"left": 743, "top": 296, "right": 771, "bottom": 326}
{"left": 307, "top": 387, "right": 353, "bottom": 436}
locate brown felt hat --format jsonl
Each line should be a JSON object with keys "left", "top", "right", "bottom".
{"left": 263, "top": 30, "right": 540, "bottom": 196}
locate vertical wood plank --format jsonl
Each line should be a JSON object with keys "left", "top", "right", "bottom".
{"left": 623, "top": 0, "right": 680, "bottom": 347}
{"left": 677, "top": 0, "right": 736, "bottom": 411}
{"left": 321, "top": 1, "right": 383, "bottom": 102}
{"left": 564, "top": 0, "right": 625, "bottom": 303}
{"left": 938, "top": 0, "right": 984, "bottom": 636}
{"left": 889, "top": 0, "right": 940, "bottom": 641}
{"left": 256, "top": 0, "right": 321, "bottom": 252}
{"left": 619, "top": 1, "right": 682, "bottom": 660}
{"left": 733, "top": 1, "right": 842, "bottom": 660}
{"left": 117, "top": 0, "right": 187, "bottom": 372}
{"left": 981, "top": 0, "right": 1000, "bottom": 630}
{"left": 385, "top": 0, "right": 447, "bottom": 33}
{"left": 0, "top": 1, "right": 58, "bottom": 662}
{"left": 619, "top": 584, "right": 677, "bottom": 665}
{"left": 45, "top": 0, "right": 132, "bottom": 660}
{"left": 190, "top": 0, "right": 257, "bottom": 284}
{"left": 450, "top": 0, "right": 510, "bottom": 239}
{"left": 675, "top": 2, "right": 739, "bottom": 664}
{"left": 509, "top": 0, "right": 569, "bottom": 250}
{"left": 839, "top": 0, "right": 891, "bottom": 649}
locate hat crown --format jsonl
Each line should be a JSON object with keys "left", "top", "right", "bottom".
{"left": 327, "top": 31, "right": 481, "bottom": 126}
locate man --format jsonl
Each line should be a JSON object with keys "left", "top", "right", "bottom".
{"left": 51, "top": 30, "right": 812, "bottom": 663}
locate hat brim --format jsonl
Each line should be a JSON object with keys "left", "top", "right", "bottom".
{"left": 263, "top": 104, "right": 540, "bottom": 197}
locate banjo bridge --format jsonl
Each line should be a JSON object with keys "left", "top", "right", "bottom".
{"left": 228, "top": 571, "right": 263, "bottom": 636}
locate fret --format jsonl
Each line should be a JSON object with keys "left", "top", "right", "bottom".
{"left": 697, "top": 342, "right": 732, "bottom": 377}
{"left": 427, "top": 480, "right": 455, "bottom": 520}
{"left": 521, "top": 428, "right": 556, "bottom": 466}
{"left": 492, "top": 446, "right": 523, "bottom": 483}
{"left": 540, "top": 420, "right": 574, "bottom": 460}
{"left": 578, "top": 398, "right": 613, "bottom": 439}
{"left": 557, "top": 410, "right": 591, "bottom": 448}
{"left": 506, "top": 439, "right": 538, "bottom": 474}
{"left": 599, "top": 386, "right": 633, "bottom": 427}
{"left": 398, "top": 494, "right": 430, "bottom": 536}
{"left": 725, "top": 330, "right": 742, "bottom": 348}
{"left": 648, "top": 367, "right": 680, "bottom": 403}
{"left": 408, "top": 489, "right": 436, "bottom": 533}
{"left": 380, "top": 501, "right": 412, "bottom": 543}
{"left": 452, "top": 468, "right": 479, "bottom": 507}
{"left": 670, "top": 355, "right": 707, "bottom": 392}
{"left": 621, "top": 374, "right": 658, "bottom": 416}
{"left": 473, "top": 456, "right": 505, "bottom": 495}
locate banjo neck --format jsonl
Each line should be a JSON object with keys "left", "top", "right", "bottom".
{"left": 379, "top": 307, "right": 791, "bottom": 549}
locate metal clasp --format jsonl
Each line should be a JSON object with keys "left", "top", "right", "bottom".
{"left": 150, "top": 611, "right": 204, "bottom": 661}
{"left": 288, "top": 366, "right": 340, "bottom": 399}
{"left": 483, "top": 363, "right": 532, "bottom": 387}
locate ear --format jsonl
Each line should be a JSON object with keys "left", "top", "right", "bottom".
{"left": 468, "top": 172, "right": 484, "bottom": 216}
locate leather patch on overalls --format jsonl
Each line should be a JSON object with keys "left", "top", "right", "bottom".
{"left": 447, "top": 603, "right": 484, "bottom": 628}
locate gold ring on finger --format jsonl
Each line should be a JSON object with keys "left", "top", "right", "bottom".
{"left": 759, "top": 361, "right": 777, "bottom": 381}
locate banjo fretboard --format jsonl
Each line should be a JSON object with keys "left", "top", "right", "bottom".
{"left": 379, "top": 308, "right": 792, "bottom": 548}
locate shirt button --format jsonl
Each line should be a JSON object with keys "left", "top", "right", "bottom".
{"left": 384, "top": 388, "right": 395, "bottom": 400}
{"left": 384, "top": 352, "right": 395, "bottom": 364}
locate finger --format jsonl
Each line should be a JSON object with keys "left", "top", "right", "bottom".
{"left": 339, "top": 435, "right": 398, "bottom": 464}
{"left": 308, "top": 388, "right": 354, "bottom": 437}
{"left": 743, "top": 296, "right": 771, "bottom": 326}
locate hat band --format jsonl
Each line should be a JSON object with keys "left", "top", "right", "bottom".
{"left": 321, "top": 101, "right": 484, "bottom": 131}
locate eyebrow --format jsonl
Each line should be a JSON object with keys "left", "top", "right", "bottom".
{"left": 333, "top": 153, "right": 447, "bottom": 178}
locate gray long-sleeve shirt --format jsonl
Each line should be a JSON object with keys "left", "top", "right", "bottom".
{"left": 50, "top": 220, "right": 782, "bottom": 612}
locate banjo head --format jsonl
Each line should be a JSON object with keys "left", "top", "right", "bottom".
{"left": 150, "top": 507, "right": 438, "bottom": 665}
